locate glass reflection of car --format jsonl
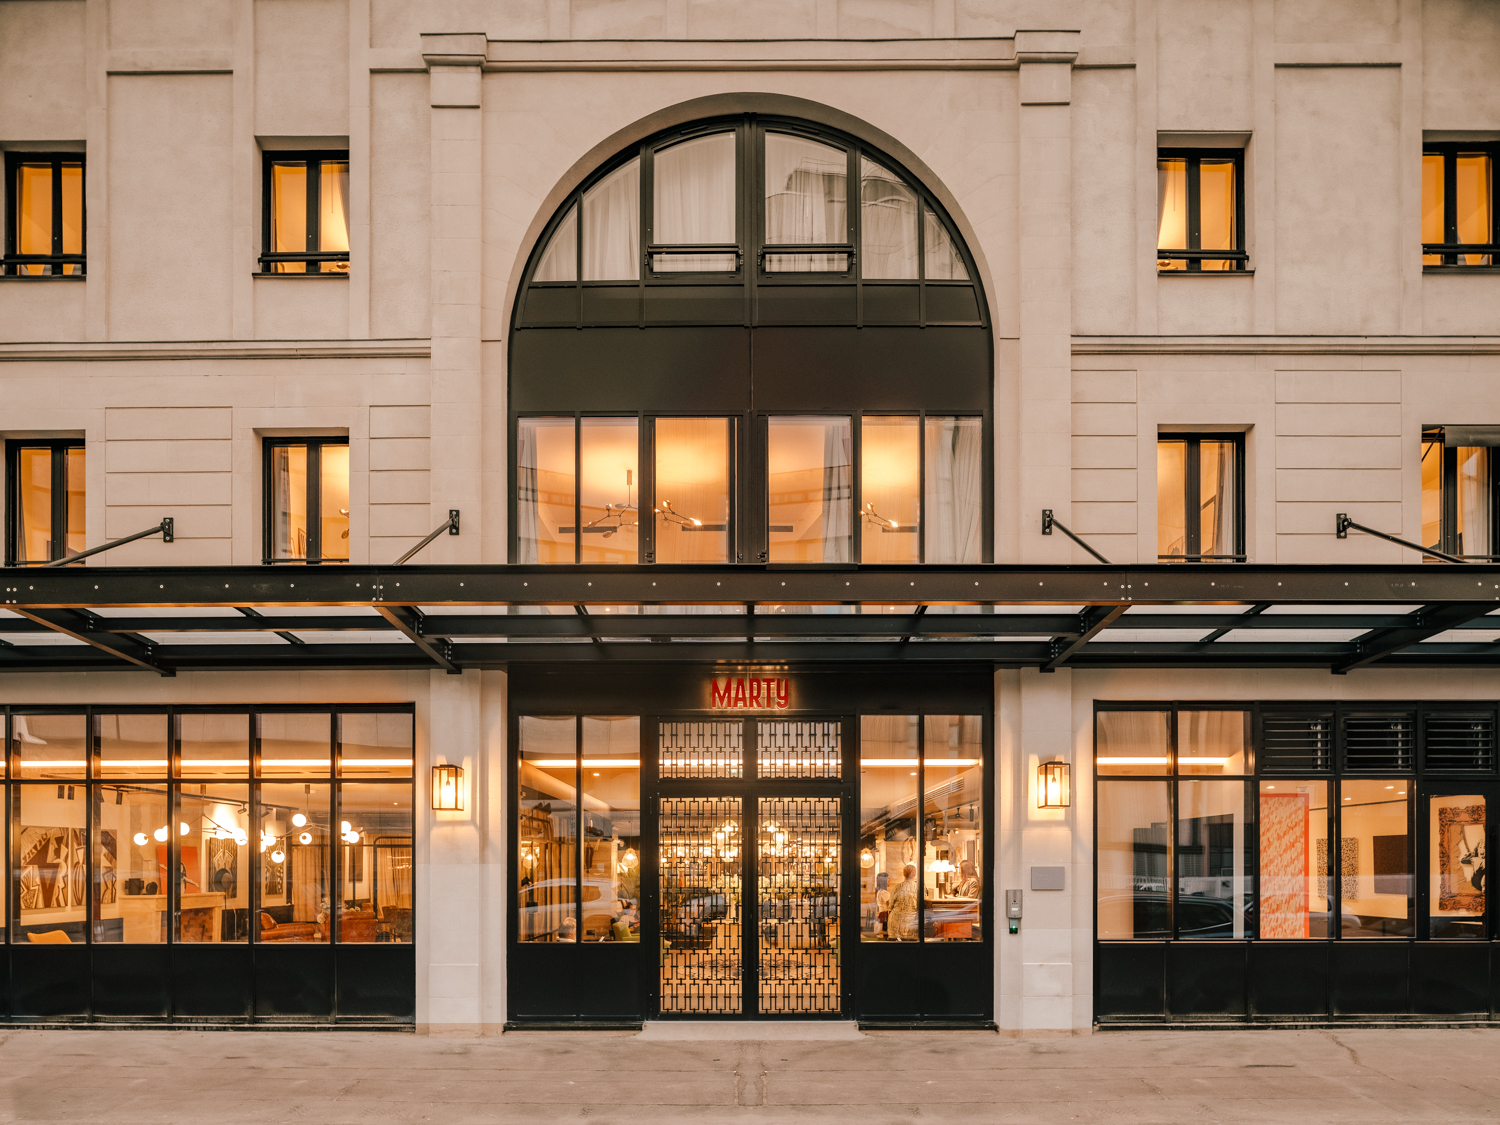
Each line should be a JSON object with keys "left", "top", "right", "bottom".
{"left": 662, "top": 888, "right": 729, "bottom": 947}
{"left": 518, "top": 877, "right": 628, "bottom": 941}
{"left": 1098, "top": 892, "right": 1241, "bottom": 939}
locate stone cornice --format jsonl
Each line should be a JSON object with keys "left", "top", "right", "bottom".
{"left": 0, "top": 339, "right": 431, "bottom": 363}
{"left": 1073, "top": 336, "right": 1500, "bottom": 356}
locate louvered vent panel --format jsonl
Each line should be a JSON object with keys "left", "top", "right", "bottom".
{"left": 1260, "top": 712, "right": 1334, "bottom": 772}
{"left": 1342, "top": 712, "right": 1415, "bottom": 772}
{"left": 1424, "top": 712, "right": 1496, "bottom": 772}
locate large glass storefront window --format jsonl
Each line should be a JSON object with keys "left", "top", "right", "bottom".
{"left": 857, "top": 714, "right": 983, "bottom": 944}
{"left": 4, "top": 708, "right": 412, "bottom": 950}
{"left": 767, "top": 416, "right": 852, "bottom": 563}
{"left": 654, "top": 418, "right": 732, "bottom": 563}
{"left": 518, "top": 715, "right": 640, "bottom": 943}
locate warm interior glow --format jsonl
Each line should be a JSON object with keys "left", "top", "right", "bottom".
{"left": 320, "top": 444, "right": 350, "bottom": 560}
{"left": 860, "top": 416, "right": 920, "bottom": 564}
{"left": 768, "top": 417, "right": 852, "bottom": 563}
{"left": 271, "top": 160, "right": 308, "bottom": 272}
{"left": 1422, "top": 153, "right": 1445, "bottom": 264}
{"left": 655, "top": 417, "right": 732, "bottom": 563}
{"left": 1157, "top": 441, "right": 1186, "bottom": 556}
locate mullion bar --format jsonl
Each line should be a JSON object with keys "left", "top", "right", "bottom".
{"left": 918, "top": 410, "right": 927, "bottom": 564}
{"left": 1186, "top": 158, "right": 1202, "bottom": 271}
{"left": 1444, "top": 445, "right": 1460, "bottom": 557}
{"left": 51, "top": 445, "right": 66, "bottom": 562}
{"left": 1168, "top": 710, "right": 1179, "bottom": 940}
{"left": 1184, "top": 439, "right": 1202, "bottom": 562}
{"left": 916, "top": 714, "right": 925, "bottom": 945}
{"left": 307, "top": 439, "right": 323, "bottom": 562}
{"left": 306, "top": 160, "right": 321, "bottom": 273}
{"left": 1445, "top": 151, "right": 1460, "bottom": 267}
{"left": 575, "top": 717, "right": 584, "bottom": 942}
{"left": 50, "top": 157, "right": 63, "bottom": 260}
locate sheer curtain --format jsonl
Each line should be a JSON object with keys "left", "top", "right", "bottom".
{"left": 1157, "top": 158, "right": 1186, "bottom": 269}
{"left": 923, "top": 417, "right": 982, "bottom": 563}
{"left": 534, "top": 206, "right": 577, "bottom": 282}
{"left": 1457, "top": 445, "right": 1492, "bottom": 557}
{"left": 765, "top": 133, "right": 846, "bottom": 270}
{"left": 654, "top": 133, "right": 735, "bottom": 271}
{"left": 583, "top": 157, "right": 640, "bottom": 280}
{"left": 923, "top": 212, "right": 969, "bottom": 280}
{"left": 1199, "top": 441, "right": 1237, "bottom": 558}
{"left": 319, "top": 161, "right": 350, "bottom": 271}
{"left": 821, "top": 421, "right": 852, "bottom": 562}
{"left": 860, "top": 157, "right": 916, "bottom": 279}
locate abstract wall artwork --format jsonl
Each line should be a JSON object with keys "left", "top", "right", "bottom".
{"left": 1437, "top": 801, "right": 1486, "bottom": 912}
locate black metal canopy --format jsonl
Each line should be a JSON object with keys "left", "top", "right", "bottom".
{"left": 3, "top": 562, "right": 1500, "bottom": 676}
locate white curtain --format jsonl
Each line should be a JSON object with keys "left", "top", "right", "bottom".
{"left": 1458, "top": 445, "right": 1492, "bottom": 557}
{"left": 583, "top": 158, "right": 640, "bottom": 280}
{"left": 923, "top": 417, "right": 982, "bottom": 563}
{"left": 923, "top": 211, "right": 969, "bottom": 280}
{"left": 319, "top": 161, "right": 350, "bottom": 254}
{"left": 765, "top": 133, "right": 846, "bottom": 270}
{"left": 654, "top": 133, "right": 734, "bottom": 271}
{"left": 515, "top": 422, "right": 541, "bottom": 563}
{"left": 533, "top": 206, "right": 577, "bottom": 282}
{"left": 860, "top": 158, "right": 916, "bottom": 279}
{"left": 821, "top": 420, "right": 852, "bottom": 562}
{"left": 1199, "top": 441, "right": 1237, "bottom": 557}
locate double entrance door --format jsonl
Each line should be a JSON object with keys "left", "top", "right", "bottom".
{"left": 645, "top": 716, "right": 853, "bottom": 1018}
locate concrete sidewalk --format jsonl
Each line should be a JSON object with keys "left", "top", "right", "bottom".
{"left": 2, "top": 1026, "right": 1499, "bottom": 1124}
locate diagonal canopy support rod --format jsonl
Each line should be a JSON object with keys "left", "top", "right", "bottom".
{"left": 392, "top": 510, "right": 460, "bottom": 565}
{"left": 1332, "top": 601, "right": 1497, "bottom": 674}
{"left": 374, "top": 604, "right": 460, "bottom": 673}
{"left": 1336, "top": 513, "right": 1465, "bottom": 564}
{"left": 10, "top": 607, "right": 173, "bottom": 675}
{"left": 40, "top": 518, "right": 173, "bottom": 568}
{"left": 1196, "top": 602, "right": 1271, "bottom": 648}
{"left": 900, "top": 604, "right": 928, "bottom": 646}
{"left": 575, "top": 604, "right": 602, "bottom": 645}
{"left": 236, "top": 606, "right": 304, "bottom": 646}
{"left": 1041, "top": 509, "right": 1111, "bottom": 564}
{"left": 1041, "top": 604, "right": 1128, "bottom": 672}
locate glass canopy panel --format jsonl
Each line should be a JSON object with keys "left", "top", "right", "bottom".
{"left": 516, "top": 418, "right": 576, "bottom": 564}
{"left": 582, "top": 158, "right": 640, "bottom": 280}
{"left": 534, "top": 206, "right": 578, "bottom": 282}
{"left": 924, "top": 416, "right": 982, "bottom": 563}
{"left": 764, "top": 133, "right": 847, "bottom": 270}
{"left": 654, "top": 417, "right": 731, "bottom": 563}
{"left": 860, "top": 416, "right": 919, "bottom": 564}
{"left": 767, "top": 416, "right": 852, "bottom": 563}
{"left": 859, "top": 157, "right": 916, "bottom": 279}
{"left": 653, "top": 132, "right": 735, "bottom": 272}
{"left": 579, "top": 418, "right": 638, "bottom": 564}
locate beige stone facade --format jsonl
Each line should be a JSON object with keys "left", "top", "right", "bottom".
{"left": 3, "top": 0, "right": 1499, "bottom": 1033}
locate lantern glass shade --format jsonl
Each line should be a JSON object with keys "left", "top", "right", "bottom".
{"left": 1038, "top": 760, "right": 1070, "bottom": 809}
{"left": 432, "top": 763, "right": 464, "bottom": 811}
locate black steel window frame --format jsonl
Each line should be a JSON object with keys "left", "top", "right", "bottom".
{"left": 2, "top": 152, "right": 86, "bottom": 278}
{"left": 509, "top": 410, "right": 988, "bottom": 566}
{"left": 3, "top": 703, "right": 414, "bottom": 949}
{"left": 258, "top": 150, "right": 351, "bottom": 275}
{"left": 1155, "top": 148, "right": 1248, "bottom": 272}
{"left": 5, "top": 438, "right": 83, "bottom": 567}
{"left": 1093, "top": 699, "right": 1500, "bottom": 946}
{"left": 519, "top": 114, "right": 983, "bottom": 328}
{"left": 261, "top": 436, "right": 349, "bottom": 565}
{"left": 1156, "top": 432, "right": 1246, "bottom": 562}
{"left": 1422, "top": 142, "right": 1499, "bottom": 268}
{"left": 508, "top": 707, "right": 993, "bottom": 1020}
{"left": 1422, "top": 426, "right": 1500, "bottom": 560}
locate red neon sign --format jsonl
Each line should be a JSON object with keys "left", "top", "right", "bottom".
{"left": 709, "top": 675, "right": 790, "bottom": 710}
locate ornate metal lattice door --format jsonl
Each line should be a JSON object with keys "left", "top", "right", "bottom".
{"left": 651, "top": 717, "right": 849, "bottom": 1018}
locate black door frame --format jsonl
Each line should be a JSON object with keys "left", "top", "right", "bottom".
{"left": 643, "top": 713, "right": 857, "bottom": 1020}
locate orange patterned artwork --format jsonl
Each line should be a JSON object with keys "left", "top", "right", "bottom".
{"left": 1259, "top": 793, "right": 1311, "bottom": 939}
{"left": 1437, "top": 802, "right": 1486, "bottom": 913}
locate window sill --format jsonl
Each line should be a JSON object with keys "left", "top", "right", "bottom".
{"left": 254, "top": 272, "right": 349, "bottom": 279}
{"left": 1423, "top": 265, "right": 1500, "bottom": 273}
{"left": 1157, "top": 269, "right": 1253, "bottom": 277}
{"left": 0, "top": 274, "right": 85, "bottom": 281}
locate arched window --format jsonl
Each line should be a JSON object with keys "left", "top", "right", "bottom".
{"left": 518, "top": 116, "right": 979, "bottom": 328}
{"left": 511, "top": 115, "right": 990, "bottom": 567}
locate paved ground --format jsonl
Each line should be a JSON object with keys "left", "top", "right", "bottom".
{"left": 3, "top": 1026, "right": 1500, "bottom": 1124}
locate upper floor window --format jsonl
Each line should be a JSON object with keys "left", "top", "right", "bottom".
{"left": 1158, "top": 434, "right": 1244, "bottom": 563}
{"left": 263, "top": 437, "right": 349, "bottom": 563}
{"left": 519, "top": 117, "right": 978, "bottom": 329}
{"left": 1422, "top": 426, "right": 1498, "bottom": 560}
{"left": 1157, "top": 150, "right": 1245, "bottom": 272}
{"left": 1422, "top": 144, "right": 1496, "bottom": 267}
{"left": 3, "top": 153, "right": 85, "bottom": 277}
{"left": 514, "top": 413, "right": 982, "bottom": 565}
{"left": 6, "top": 440, "right": 84, "bottom": 565}
{"left": 260, "top": 151, "right": 349, "bottom": 274}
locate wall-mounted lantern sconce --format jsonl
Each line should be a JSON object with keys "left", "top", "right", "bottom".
{"left": 432, "top": 763, "right": 464, "bottom": 811}
{"left": 1038, "top": 760, "right": 1070, "bottom": 809}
